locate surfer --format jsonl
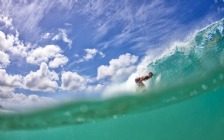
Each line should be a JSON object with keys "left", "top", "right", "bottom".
{"left": 135, "top": 72, "right": 153, "bottom": 88}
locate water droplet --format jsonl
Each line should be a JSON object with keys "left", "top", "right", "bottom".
{"left": 80, "top": 105, "right": 88, "bottom": 113}
{"left": 202, "top": 84, "right": 208, "bottom": 90}
{"left": 76, "top": 117, "right": 85, "bottom": 123}
{"left": 170, "top": 97, "right": 176, "bottom": 101}
{"left": 165, "top": 97, "right": 176, "bottom": 103}
{"left": 219, "top": 74, "right": 224, "bottom": 80}
{"left": 64, "top": 111, "right": 71, "bottom": 116}
{"left": 190, "top": 90, "right": 197, "bottom": 96}
{"left": 113, "top": 115, "right": 118, "bottom": 120}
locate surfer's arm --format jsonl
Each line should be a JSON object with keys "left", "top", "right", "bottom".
{"left": 141, "top": 75, "right": 151, "bottom": 81}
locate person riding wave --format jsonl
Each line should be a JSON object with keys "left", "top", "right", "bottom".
{"left": 135, "top": 72, "right": 153, "bottom": 89}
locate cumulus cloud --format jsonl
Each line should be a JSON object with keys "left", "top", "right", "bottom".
{"left": 61, "top": 71, "right": 86, "bottom": 90}
{"left": 0, "top": 51, "right": 10, "bottom": 68}
{"left": 83, "top": 48, "right": 98, "bottom": 60}
{"left": 86, "top": 84, "right": 104, "bottom": 93}
{"left": 0, "top": 90, "right": 56, "bottom": 111}
{"left": 77, "top": 48, "right": 105, "bottom": 63}
{"left": 97, "top": 53, "right": 138, "bottom": 81}
{"left": 23, "top": 62, "right": 59, "bottom": 92}
{"left": 0, "top": 65, "right": 56, "bottom": 110}
{"left": 0, "top": 30, "right": 28, "bottom": 57}
{"left": 49, "top": 54, "right": 69, "bottom": 68}
{"left": 26, "top": 45, "right": 61, "bottom": 64}
{"left": 0, "top": 68, "right": 27, "bottom": 109}
{"left": 60, "top": 71, "right": 105, "bottom": 93}
{"left": 27, "top": 45, "right": 68, "bottom": 68}
{"left": 0, "top": 69, "right": 22, "bottom": 88}
{"left": 0, "top": 31, "right": 14, "bottom": 52}
{"left": 52, "top": 28, "right": 72, "bottom": 48}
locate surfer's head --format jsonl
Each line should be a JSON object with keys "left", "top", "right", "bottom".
{"left": 148, "top": 72, "right": 153, "bottom": 77}
{"left": 135, "top": 77, "right": 140, "bottom": 83}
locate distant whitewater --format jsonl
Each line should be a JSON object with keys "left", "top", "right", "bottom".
{"left": 0, "top": 19, "right": 224, "bottom": 130}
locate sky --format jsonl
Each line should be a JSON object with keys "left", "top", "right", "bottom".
{"left": 0, "top": 0, "right": 224, "bottom": 109}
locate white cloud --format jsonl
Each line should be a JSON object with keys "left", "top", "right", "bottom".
{"left": 23, "top": 62, "right": 59, "bottom": 92}
{"left": 0, "top": 67, "right": 62, "bottom": 108}
{"left": 97, "top": 53, "right": 138, "bottom": 81}
{"left": 0, "top": 69, "right": 22, "bottom": 88}
{"left": 86, "top": 84, "right": 104, "bottom": 93}
{"left": 0, "top": 90, "right": 56, "bottom": 111}
{"left": 27, "top": 45, "right": 61, "bottom": 64}
{"left": 27, "top": 45, "right": 68, "bottom": 68}
{"left": 49, "top": 54, "right": 69, "bottom": 68}
{"left": 60, "top": 71, "right": 105, "bottom": 93}
{"left": 0, "top": 69, "right": 32, "bottom": 110}
{"left": 64, "top": 23, "right": 72, "bottom": 26}
{"left": 83, "top": 48, "right": 98, "bottom": 60}
{"left": 0, "top": 31, "right": 14, "bottom": 51}
{"left": 0, "top": 51, "right": 10, "bottom": 68}
{"left": 52, "top": 35, "right": 60, "bottom": 40}
{"left": 52, "top": 28, "right": 72, "bottom": 48}
{"left": 0, "top": 64, "right": 56, "bottom": 111}
{"left": 0, "top": 30, "right": 28, "bottom": 57}
{"left": 99, "top": 51, "right": 105, "bottom": 57}
{"left": 77, "top": 48, "right": 105, "bottom": 63}
{"left": 0, "top": 14, "right": 13, "bottom": 29}
{"left": 41, "top": 32, "right": 51, "bottom": 39}
{"left": 61, "top": 71, "right": 86, "bottom": 90}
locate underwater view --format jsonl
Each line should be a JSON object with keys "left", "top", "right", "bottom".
{"left": 0, "top": 0, "right": 224, "bottom": 140}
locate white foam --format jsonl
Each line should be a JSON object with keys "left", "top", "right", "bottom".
{"left": 102, "top": 39, "right": 194, "bottom": 98}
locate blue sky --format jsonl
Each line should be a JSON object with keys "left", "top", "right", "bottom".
{"left": 0, "top": 0, "right": 223, "bottom": 109}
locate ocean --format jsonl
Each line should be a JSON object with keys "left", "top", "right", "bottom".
{"left": 0, "top": 19, "right": 224, "bottom": 140}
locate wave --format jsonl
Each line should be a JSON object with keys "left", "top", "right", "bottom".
{"left": 0, "top": 19, "right": 224, "bottom": 130}
{"left": 141, "top": 18, "right": 224, "bottom": 88}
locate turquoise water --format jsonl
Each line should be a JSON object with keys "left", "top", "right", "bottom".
{"left": 0, "top": 19, "right": 224, "bottom": 139}
{"left": 1, "top": 88, "right": 224, "bottom": 140}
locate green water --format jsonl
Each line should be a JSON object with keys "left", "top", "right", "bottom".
{"left": 0, "top": 17, "right": 224, "bottom": 140}
{"left": 1, "top": 89, "right": 224, "bottom": 140}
